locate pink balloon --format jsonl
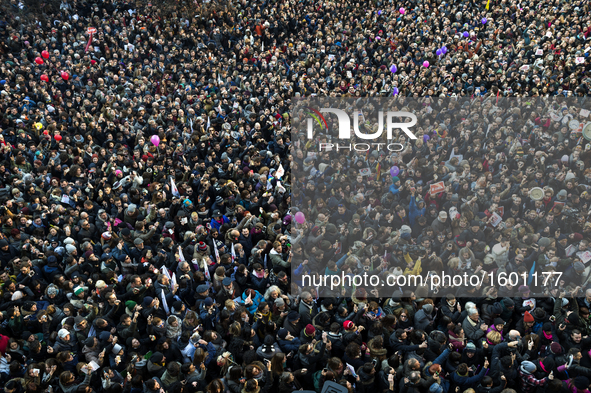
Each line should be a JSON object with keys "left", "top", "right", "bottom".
{"left": 399, "top": 7, "right": 405, "bottom": 14}
{"left": 150, "top": 135, "right": 160, "bottom": 147}
{"left": 294, "top": 212, "right": 306, "bottom": 224}
{"left": 423, "top": 61, "right": 430, "bottom": 67}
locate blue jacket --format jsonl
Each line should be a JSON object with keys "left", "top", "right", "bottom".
{"left": 210, "top": 215, "right": 230, "bottom": 232}
{"left": 111, "top": 247, "right": 129, "bottom": 262}
{"left": 277, "top": 337, "right": 302, "bottom": 353}
{"left": 199, "top": 342, "right": 217, "bottom": 365}
{"left": 20, "top": 99, "right": 36, "bottom": 112}
{"left": 240, "top": 290, "right": 264, "bottom": 314}
{"left": 293, "top": 263, "right": 312, "bottom": 286}
{"left": 389, "top": 184, "right": 400, "bottom": 195}
{"left": 409, "top": 196, "right": 426, "bottom": 226}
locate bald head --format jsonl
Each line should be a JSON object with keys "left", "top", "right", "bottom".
{"left": 507, "top": 330, "right": 521, "bottom": 341}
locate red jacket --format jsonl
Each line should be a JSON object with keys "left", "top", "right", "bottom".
{"left": 0, "top": 334, "right": 9, "bottom": 355}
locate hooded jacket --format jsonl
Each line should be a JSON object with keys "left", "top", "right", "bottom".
{"left": 165, "top": 315, "right": 183, "bottom": 340}
{"left": 256, "top": 342, "right": 282, "bottom": 360}
{"left": 499, "top": 297, "right": 515, "bottom": 322}
{"left": 53, "top": 335, "right": 77, "bottom": 353}
{"left": 326, "top": 331, "right": 345, "bottom": 358}
{"left": 519, "top": 360, "right": 548, "bottom": 393}
{"left": 414, "top": 304, "right": 434, "bottom": 331}
{"left": 147, "top": 359, "right": 165, "bottom": 378}
{"left": 383, "top": 298, "right": 403, "bottom": 316}
{"left": 269, "top": 248, "right": 289, "bottom": 268}
{"left": 409, "top": 196, "right": 426, "bottom": 227}
{"left": 368, "top": 336, "right": 388, "bottom": 361}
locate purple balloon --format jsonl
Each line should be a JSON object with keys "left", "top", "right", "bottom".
{"left": 423, "top": 135, "right": 430, "bottom": 142}
{"left": 378, "top": 10, "right": 382, "bottom": 15}
{"left": 442, "top": 46, "right": 448, "bottom": 54}
{"left": 392, "top": 87, "right": 399, "bottom": 96}
{"left": 294, "top": 212, "right": 306, "bottom": 224}
{"left": 463, "top": 31, "right": 469, "bottom": 38}
{"left": 436, "top": 49, "right": 442, "bottom": 56}
{"left": 150, "top": 135, "right": 160, "bottom": 147}
{"left": 390, "top": 64, "right": 397, "bottom": 73}
{"left": 481, "top": 17, "right": 487, "bottom": 24}
{"left": 390, "top": 166, "right": 400, "bottom": 177}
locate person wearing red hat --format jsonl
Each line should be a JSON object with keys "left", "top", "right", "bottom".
{"left": 193, "top": 241, "right": 211, "bottom": 270}
{"left": 516, "top": 311, "right": 536, "bottom": 337}
{"left": 343, "top": 320, "right": 364, "bottom": 346}
{"left": 300, "top": 324, "right": 316, "bottom": 344}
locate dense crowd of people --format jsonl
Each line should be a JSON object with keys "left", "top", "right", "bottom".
{"left": 0, "top": 0, "right": 591, "bottom": 393}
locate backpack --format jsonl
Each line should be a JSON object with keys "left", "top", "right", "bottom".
{"left": 313, "top": 370, "right": 323, "bottom": 393}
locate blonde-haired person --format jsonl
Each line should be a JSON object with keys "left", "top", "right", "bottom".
{"left": 447, "top": 257, "right": 460, "bottom": 271}
{"left": 484, "top": 330, "right": 502, "bottom": 347}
